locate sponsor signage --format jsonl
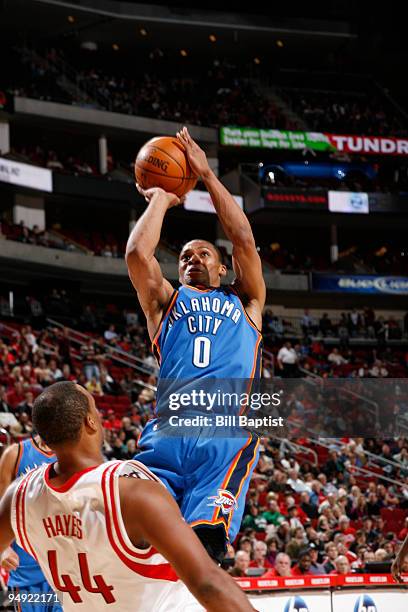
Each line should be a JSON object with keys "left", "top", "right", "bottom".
{"left": 312, "top": 274, "right": 408, "bottom": 295}
{"left": 264, "top": 189, "right": 327, "bottom": 208}
{"left": 220, "top": 127, "right": 334, "bottom": 151}
{"left": 0, "top": 157, "right": 53, "bottom": 192}
{"left": 220, "top": 127, "right": 408, "bottom": 157}
{"left": 328, "top": 191, "right": 369, "bottom": 214}
{"left": 184, "top": 189, "right": 243, "bottom": 214}
{"left": 332, "top": 590, "right": 407, "bottom": 612}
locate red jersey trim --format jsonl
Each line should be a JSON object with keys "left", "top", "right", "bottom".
{"left": 101, "top": 464, "right": 178, "bottom": 581}
{"left": 44, "top": 463, "right": 99, "bottom": 492}
{"left": 16, "top": 470, "right": 38, "bottom": 561}
{"left": 107, "top": 463, "right": 156, "bottom": 559}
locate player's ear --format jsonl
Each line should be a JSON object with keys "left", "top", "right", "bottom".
{"left": 219, "top": 264, "right": 227, "bottom": 278}
{"left": 85, "top": 413, "right": 98, "bottom": 433}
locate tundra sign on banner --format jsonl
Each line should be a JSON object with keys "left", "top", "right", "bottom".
{"left": 220, "top": 127, "right": 408, "bottom": 156}
{"left": 326, "top": 134, "right": 408, "bottom": 155}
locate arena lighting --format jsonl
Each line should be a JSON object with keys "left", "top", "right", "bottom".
{"left": 209, "top": 34, "right": 217, "bottom": 42}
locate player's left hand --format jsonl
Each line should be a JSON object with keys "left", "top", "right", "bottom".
{"left": 176, "top": 127, "right": 211, "bottom": 180}
{"left": 0, "top": 547, "right": 19, "bottom": 571}
{"left": 135, "top": 184, "right": 184, "bottom": 209}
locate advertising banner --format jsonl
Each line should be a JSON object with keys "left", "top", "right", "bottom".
{"left": 311, "top": 274, "right": 408, "bottom": 295}
{"left": 220, "top": 127, "right": 408, "bottom": 157}
{"left": 249, "top": 591, "right": 331, "bottom": 612}
{"left": 184, "top": 189, "right": 243, "bottom": 214}
{"left": 0, "top": 157, "right": 53, "bottom": 192}
{"left": 220, "top": 127, "right": 335, "bottom": 151}
{"left": 263, "top": 189, "right": 327, "bottom": 209}
{"left": 332, "top": 589, "right": 407, "bottom": 612}
{"left": 328, "top": 191, "right": 369, "bottom": 214}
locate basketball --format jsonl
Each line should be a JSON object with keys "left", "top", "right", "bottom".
{"left": 135, "top": 136, "right": 197, "bottom": 198}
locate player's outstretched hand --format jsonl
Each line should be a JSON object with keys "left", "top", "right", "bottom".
{"left": 0, "top": 546, "right": 19, "bottom": 571}
{"left": 135, "top": 183, "right": 184, "bottom": 209}
{"left": 391, "top": 555, "right": 404, "bottom": 583}
{"left": 176, "top": 126, "right": 211, "bottom": 180}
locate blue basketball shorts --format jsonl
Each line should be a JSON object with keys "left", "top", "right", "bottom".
{"left": 135, "top": 419, "right": 260, "bottom": 543}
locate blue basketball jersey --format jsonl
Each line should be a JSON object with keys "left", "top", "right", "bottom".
{"left": 9, "top": 438, "right": 55, "bottom": 588}
{"left": 152, "top": 285, "right": 262, "bottom": 414}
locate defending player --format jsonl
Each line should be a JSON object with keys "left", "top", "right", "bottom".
{"left": 126, "top": 126, "right": 266, "bottom": 562}
{"left": 0, "top": 382, "right": 255, "bottom": 611}
{"left": 0, "top": 435, "right": 61, "bottom": 612}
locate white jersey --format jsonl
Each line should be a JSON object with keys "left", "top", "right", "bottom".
{"left": 10, "top": 459, "right": 203, "bottom": 611}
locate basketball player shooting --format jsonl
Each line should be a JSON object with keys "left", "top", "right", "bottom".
{"left": 0, "top": 382, "right": 255, "bottom": 611}
{"left": 126, "top": 127, "right": 266, "bottom": 563}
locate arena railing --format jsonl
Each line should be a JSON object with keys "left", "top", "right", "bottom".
{"left": 274, "top": 437, "right": 318, "bottom": 466}
{"left": 46, "top": 318, "right": 157, "bottom": 384}
{"left": 297, "top": 365, "right": 380, "bottom": 427}
{"left": 306, "top": 436, "right": 407, "bottom": 498}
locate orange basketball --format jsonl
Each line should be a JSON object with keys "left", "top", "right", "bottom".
{"left": 134, "top": 136, "right": 197, "bottom": 198}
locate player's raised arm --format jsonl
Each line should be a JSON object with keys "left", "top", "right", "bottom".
{"left": 0, "top": 443, "right": 19, "bottom": 498}
{"left": 177, "top": 127, "right": 265, "bottom": 329}
{"left": 0, "top": 484, "right": 17, "bottom": 557}
{"left": 392, "top": 532, "right": 408, "bottom": 583}
{"left": 120, "top": 478, "right": 255, "bottom": 612}
{"left": 125, "top": 186, "right": 180, "bottom": 339}
{"left": 0, "top": 445, "right": 21, "bottom": 571}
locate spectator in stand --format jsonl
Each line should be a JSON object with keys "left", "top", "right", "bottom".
{"left": 103, "top": 408, "right": 122, "bottom": 430}
{"left": 328, "top": 348, "right": 348, "bottom": 366}
{"left": 237, "top": 536, "right": 253, "bottom": 557}
{"left": 262, "top": 499, "right": 285, "bottom": 527}
{"left": 277, "top": 342, "right": 298, "bottom": 378}
{"left": 6, "top": 381, "right": 26, "bottom": 408}
{"left": 286, "top": 527, "right": 307, "bottom": 560}
{"left": 308, "top": 544, "right": 326, "bottom": 575}
{"left": 398, "top": 517, "right": 408, "bottom": 541}
{"left": 104, "top": 324, "right": 118, "bottom": 344}
{"left": 287, "top": 468, "right": 312, "bottom": 493}
{"left": 49, "top": 358, "right": 63, "bottom": 381}
{"left": 330, "top": 555, "right": 351, "bottom": 575}
{"left": 85, "top": 376, "right": 103, "bottom": 396}
{"left": 262, "top": 553, "right": 293, "bottom": 578}
{"left": 249, "top": 541, "right": 273, "bottom": 570}
{"left": 374, "top": 548, "right": 388, "bottom": 561}
{"left": 265, "top": 537, "right": 279, "bottom": 567}
{"left": 323, "top": 543, "right": 339, "bottom": 573}
{"left": 286, "top": 506, "right": 303, "bottom": 530}
{"left": 291, "top": 549, "right": 313, "bottom": 576}
{"left": 0, "top": 386, "right": 12, "bottom": 413}
{"left": 15, "top": 391, "right": 34, "bottom": 418}
{"left": 228, "top": 551, "right": 250, "bottom": 577}
{"left": 369, "top": 360, "right": 389, "bottom": 378}
{"left": 300, "top": 491, "right": 319, "bottom": 519}
{"left": 337, "top": 515, "right": 356, "bottom": 543}
{"left": 81, "top": 339, "right": 101, "bottom": 381}
{"left": 348, "top": 309, "right": 361, "bottom": 336}
{"left": 319, "top": 313, "right": 333, "bottom": 337}
{"left": 301, "top": 310, "right": 316, "bottom": 338}
{"left": 242, "top": 504, "right": 267, "bottom": 532}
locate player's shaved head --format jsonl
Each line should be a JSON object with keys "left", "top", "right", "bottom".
{"left": 33, "top": 381, "right": 90, "bottom": 446}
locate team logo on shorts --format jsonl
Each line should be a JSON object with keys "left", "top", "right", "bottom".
{"left": 207, "top": 489, "right": 238, "bottom": 515}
